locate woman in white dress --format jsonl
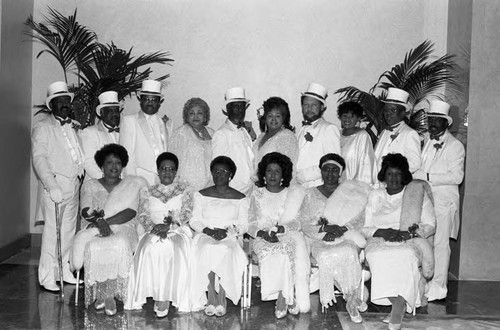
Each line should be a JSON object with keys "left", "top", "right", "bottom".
{"left": 253, "top": 97, "right": 298, "bottom": 177}
{"left": 126, "top": 152, "right": 204, "bottom": 317}
{"left": 190, "top": 156, "right": 249, "bottom": 317}
{"left": 363, "top": 153, "right": 436, "bottom": 330}
{"left": 338, "top": 101, "right": 375, "bottom": 185}
{"left": 249, "top": 152, "right": 310, "bottom": 319}
{"left": 71, "top": 144, "right": 147, "bottom": 315}
{"left": 299, "top": 153, "right": 369, "bottom": 323}
{"left": 169, "top": 98, "right": 214, "bottom": 190}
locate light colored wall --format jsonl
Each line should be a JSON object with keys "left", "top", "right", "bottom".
{"left": 0, "top": 0, "right": 34, "bottom": 248}
{"left": 460, "top": 0, "right": 500, "bottom": 281}
{"left": 29, "top": 0, "right": 449, "bottom": 230}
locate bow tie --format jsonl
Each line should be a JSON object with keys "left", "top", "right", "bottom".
{"left": 107, "top": 127, "right": 120, "bottom": 133}
{"left": 56, "top": 117, "right": 72, "bottom": 126}
{"left": 302, "top": 120, "right": 312, "bottom": 126}
{"left": 430, "top": 134, "right": 442, "bottom": 141}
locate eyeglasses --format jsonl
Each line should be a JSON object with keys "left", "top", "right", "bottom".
{"left": 159, "top": 166, "right": 177, "bottom": 173}
{"left": 321, "top": 167, "right": 340, "bottom": 173}
{"left": 213, "top": 168, "right": 231, "bottom": 176}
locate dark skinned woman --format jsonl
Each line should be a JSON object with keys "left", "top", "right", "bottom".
{"left": 190, "top": 156, "right": 249, "bottom": 317}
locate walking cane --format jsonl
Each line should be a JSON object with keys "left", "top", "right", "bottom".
{"left": 55, "top": 202, "right": 65, "bottom": 299}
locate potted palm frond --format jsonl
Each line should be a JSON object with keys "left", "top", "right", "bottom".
{"left": 25, "top": 7, "right": 174, "bottom": 128}
{"left": 335, "top": 40, "right": 461, "bottom": 144}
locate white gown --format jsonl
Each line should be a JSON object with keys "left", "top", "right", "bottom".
{"left": 125, "top": 182, "right": 205, "bottom": 312}
{"left": 169, "top": 124, "right": 214, "bottom": 191}
{"left": 249, "top": 187, "right": 309, "bottom": 307}
{"left": 190, "top": 192, "right": 249, "bottom": 305}
{"left": 340, "top": 129, "right": 375, "bottom": 185}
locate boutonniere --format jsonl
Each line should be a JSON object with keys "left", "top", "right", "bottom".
{"left": 71, "top": 122, "right": 82, "bottom": 130}
{"left": 390, "top": 132, "right": 399, "bottom": 141}
{"left": 304, "top": 132, "right": 313, "bottom": 142}
{"left": 433, "top": 142, "right": 444, "bottom": 151}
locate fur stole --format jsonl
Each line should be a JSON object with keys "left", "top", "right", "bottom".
{"left": 279, "top": 183, "right": 306, "bottom": 224}
{"left": 399, "top": 179, "right": 435, "bottom": 279}
{"left": 71, "top": 175, "right": 148, "bottom": 271}
{"left": 322, "top": 180, "right": 371, "bottom": 248}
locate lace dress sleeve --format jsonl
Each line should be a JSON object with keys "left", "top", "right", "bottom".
{"left": 137, "top": 186, "right": 154, "bottom": 232}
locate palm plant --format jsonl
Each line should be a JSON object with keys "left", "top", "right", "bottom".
{"left": 25, "top": 7, "right": 173, "bottom": 128}
{"left": 335, "top": 40, "right": 461, "bottom": 143}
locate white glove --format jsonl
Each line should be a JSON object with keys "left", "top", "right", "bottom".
{"left": 49, "top": 187, "right": 63, "bottom": 203}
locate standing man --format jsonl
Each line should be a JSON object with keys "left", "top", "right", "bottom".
{"left": 413, "top": 100, "right": 465, "bottom": 301}
{"left": 80, "top": 91, "right": 121, "bottom": 181}
{"left": 296, "top": 82, "right": 341, "bottom": 188}
{"left": 32, "top": 81, "right": 84, "bottom": 291}
{"left": 212, "top": 87, "right": 255, "bottom": 195}
{"left": 120, "top": 80, "right": 173, "bottom": 185}
{"left": 374, "top": 87, "right": 421, "bottom": 179}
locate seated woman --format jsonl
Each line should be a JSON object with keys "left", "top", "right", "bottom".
{"left": 190, "top": 156, "right": 249, "bottom": 317}
{"left": 71, "top": 144, "right": 147, "bottom": 315}
{"left": 363, "top": 153, "right": 436, "bottom": 330}
{"left": 125, "top": 152, "right": 204, "bottom": 317}
{"left": 338, "top": 101, "right": 375, "bottom": 185}
{"left": 249, "top": 152, "right": 310, "bottom": 319}
{"left": 299, "top": 153, "right": 369, "bottom": 323}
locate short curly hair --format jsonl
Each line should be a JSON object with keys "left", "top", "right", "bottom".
{"left": 258, "top": 97, "right": 295, "bottom": 133}
{"left": 210, "top": 156, "right": 237, "bottom": 179}
{"left": 94, "top": 143, "right": 129, "bottom": 168}
{"left": 377, "top": 153, "right": 413, "bottom": 185}
{"left": 318, "top": 153, "right": 345, "bottom": 170}
{"left": 182, "top": 97, "right": 210, "bottom": 126}
{"left": 337, "top": 101, "right": 364, "bottom": 119}
{"left": 156, "top": 152, "right": 179, "bottom": 170}
{"left": 256, "top": 152, "right": 293, "bottom": 188}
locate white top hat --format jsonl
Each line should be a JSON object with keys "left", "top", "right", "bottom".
{"left": 96, "top": 91, "right": 121, "bottom": 115}
{"left": 225, "top": 87, "right": 250, "bottom": 105}
{"left": 137, "top": 80, "right": 164, "bottom": 99}
{"left": 46, "top": 81, "right": 74, "bottom": 110}
{"left": 427, "top": 100, "right": 452, "bottom": 125}
{"left": 301, "top": 82, "right": 328, "bottom": 105}
{"left": 382, "top": 87, "right": 410, "bottom": 110}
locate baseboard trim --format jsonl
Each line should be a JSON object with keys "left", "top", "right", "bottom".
{"left": 0, "top": 234, "right": 31, "bottom": 263}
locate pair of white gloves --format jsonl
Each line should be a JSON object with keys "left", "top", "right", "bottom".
{"left": 49, "top": 186, "right": 63, "bottom": 203}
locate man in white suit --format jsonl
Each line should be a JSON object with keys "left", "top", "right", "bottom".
{"left": 120, "top": 80, "right": 173, "bottom": 185}
{"left": 296, "top": 83, "right": 341, "bottom": 188}
{"left": 32, "top": 81, "right": 84, "bottom": 291}
{"left": 413, "top": 100, "right": 465, "bottom": 301}
{"left": 374, "top": 87, "right": 421, "bottom": 179}
{"left": 80, "top": 91, "right": 121, "bottom": 181}
{"left": 212, "top": 87, "right": 255, "bottom": 195}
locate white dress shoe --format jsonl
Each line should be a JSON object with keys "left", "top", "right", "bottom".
{"left": 42, "top": 283, "right": 60, "bottom": 292}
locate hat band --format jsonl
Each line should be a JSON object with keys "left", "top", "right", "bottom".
{"left": 303, "top": 91, "right": 326, "bottom": 101}
{"left": 384, "top": 99, "right": 407, "bottom": 105}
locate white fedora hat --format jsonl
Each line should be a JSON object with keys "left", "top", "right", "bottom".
{"left": 137, "top": 80, "right": 164, "bottom": 99}
{"left": 96, "top": 91, "right": 121, "bottom": 115}
{"left": 46, "top": 81, "right": 74, "bottom": 110}
{"left": 427, "top": 100, "right": 452, "bottom": 126}
{"left": 382, "top": 87, "right": 410, "bottom": 110}
{"left": 301, "top": 82, "right": 328, "bottom": 105}
{"left": 225, "top": 87, "right": 250, "bottom": 105}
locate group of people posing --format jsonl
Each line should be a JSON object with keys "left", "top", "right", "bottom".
{"left": 32, "top": 79, "right": 465, "bottom": 330}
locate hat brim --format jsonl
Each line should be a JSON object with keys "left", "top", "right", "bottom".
{"left": 427, "top": 112, "right": 453, "bottom": 126}
{"left": 137, "top": 91, "right": 164, "bottom": 100}
{"left": 225, "top": 98, "right": 250, "bottom": 106}
{"left": 46, "top": 92, "right": 74, "bottom": 110}
{"left": 301, "top": 92, "right": 327, "bottom": 105}
{"left": 96, "top": 103, "right": 122, "bottom": 115}
{"left": 381, "top": 99, "right": 410, "bottom": 111}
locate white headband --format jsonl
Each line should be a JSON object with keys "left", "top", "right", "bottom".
{"left": 321, "top": 160, "right": 343, "bottom": 175}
